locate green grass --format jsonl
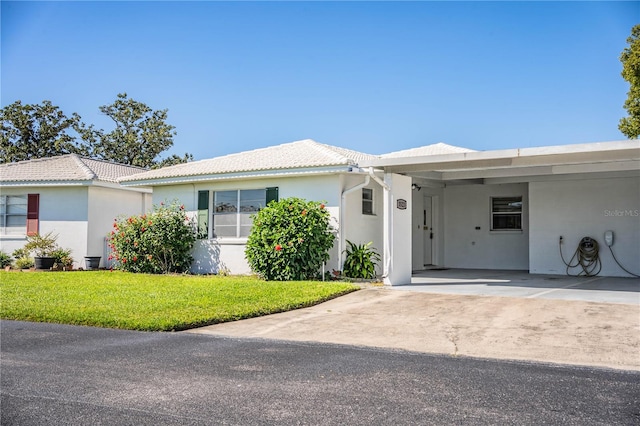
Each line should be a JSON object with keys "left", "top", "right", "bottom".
{"left": 0, "top": 271, "right": 358, "bottom": 331}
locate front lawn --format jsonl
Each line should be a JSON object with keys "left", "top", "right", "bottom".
{"left": 0, "top": 271, "right": 358, "bottom": 331}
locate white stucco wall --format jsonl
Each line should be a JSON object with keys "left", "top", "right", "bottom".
{"left": 1, "top": 185, "right": 150, "bottom": 269}
{"left": 384, "top": 173, "right": 412, "bottom": 285}
{"left": 443, "top": 183, "right": 529, "bottom": 270}
{"left": 529, "top": 176, "right": 640, "bottom": 277}
{"left": 88, "top": 185, "right": 151, "bottom": 269}
{"left": 155, "top": 174, "right": 347, "bottom": 275}
{"left": 341, "top": 174, "right": 385, "bottom": 276}
{"left": 0, "top": 186, "right": 89, "bottom": 269}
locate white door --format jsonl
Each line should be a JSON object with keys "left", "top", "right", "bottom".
{"left": 424, "top": 196, "right": 433, "bottom": 266}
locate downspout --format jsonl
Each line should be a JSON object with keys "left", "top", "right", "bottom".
{"left": 339, "top": 173, "right": 370, "bottom": 269}
{"left": 368, "top": 168, "right": 392, "bottom": 279}
{"left": 339, "top": 167, "right": 390, "bottom": 273}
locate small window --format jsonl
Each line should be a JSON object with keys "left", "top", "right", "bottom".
{"left": 0, "top": 195, "right": 28, "bottom": 235}
{"left": 491, "top": 197, "right": 522, "bottom": 231}
{"left": 362, "top": 188, "right": 374, "bottom": 215}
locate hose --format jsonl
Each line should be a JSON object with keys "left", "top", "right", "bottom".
{"left": 559, "top": 237, "right": 602, "bottom": 277}
{"left": 608, "top": 246, "right": 640, "bottom": 278}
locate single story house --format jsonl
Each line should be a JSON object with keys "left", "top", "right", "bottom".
{"left": 120, "top": 138, "right": 639, "bottom": 284}
{"left": 0, "top": 154, "right": 152, "bottom": 269}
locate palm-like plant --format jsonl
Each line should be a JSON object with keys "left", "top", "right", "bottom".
{"left": 343, "top": 240, "right": 381, "bottom": 279}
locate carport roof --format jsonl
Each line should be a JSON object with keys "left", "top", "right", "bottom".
{"left": 361, "top": 140, "right": 640, "bottom": 183}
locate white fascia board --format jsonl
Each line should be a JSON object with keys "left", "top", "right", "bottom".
{"left": 120, "top": 165, "right": 355, "bottom": 187}
{"left": 0, "top": 180, "right": 91, "bottom": 187}
{"left": 485, "top": 168, "right": 640, "bottom": 185}
{"left": 92, "top": 180, "right": 153, "bottom": 193}
{"left": 363, "top": 140, "right": 640, "bottom": 170}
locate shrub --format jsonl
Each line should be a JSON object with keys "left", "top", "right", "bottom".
{"left": 108, "top": 201, "right": 196, "bottom": 274}
{"left": 51, "top": 248, "right": 74, "bottom": 268}
{"left": 245, "top": 197, "right": 335, "bottom": 281}
{"left": 12, "top": 248, "right": 34, "bottom": 269}
{"left": 23, "top": 232, "right": 59, "bottom": 257}
{"left": 0, "top": 251, "right": 12, "bottom": 268}
{"left": 342, "top": 240, "right": 381, "bottom": 279}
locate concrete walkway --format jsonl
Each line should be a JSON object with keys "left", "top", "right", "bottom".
{"left": 189, "top": 272, "right": 640, "bottom": 371}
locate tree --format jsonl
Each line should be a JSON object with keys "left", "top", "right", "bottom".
{"left": 1, "top": 94, "right": 192, "bottom": 168}
{"left": 0, "top": 100, "right": 88, "bottom": 163}
{"left": 92, "top": 93, "right": 192, "bottom": 168}
{"left": 619, "top": 24, "right": 640, "bottom": 139}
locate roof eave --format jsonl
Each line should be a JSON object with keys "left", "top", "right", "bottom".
{"left": 120, "top": 165, "right": 356, "bottom": 187}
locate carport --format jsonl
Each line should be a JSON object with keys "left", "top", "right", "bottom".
{"left": 397, "top": 269, "right": 640, "bottom": 304}
{"left": 362, "top": 140, "right": 640, "bottom": 285}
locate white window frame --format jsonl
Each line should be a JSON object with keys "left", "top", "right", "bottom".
{"left": 212, "top": 189, "right": 268, "bottom": 239}
{"left": 490, "top": 196, "right": 523, "bottom": 231}
{"left": 362, "top": 188, "right": 374, "bottom": 215}
{"left": 0, "top": 195, "right": 28, "bottom": 235}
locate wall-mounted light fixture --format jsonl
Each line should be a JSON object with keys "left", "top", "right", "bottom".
{"left": 411, "top": 183, "right": 421, "bottom": 191}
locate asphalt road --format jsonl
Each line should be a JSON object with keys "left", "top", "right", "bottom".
{"left": 2, "top": 320, "right": 639, "bottom": 425}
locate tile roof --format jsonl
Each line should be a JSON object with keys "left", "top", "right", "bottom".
{"left": 120, "top": 139, "right": 378, "bottom": 183}
{"left": 380, "top": 142, "right": 476, "bottom": 158}
{"left": 0, "top": 154, "right": 147, "bottom": 184}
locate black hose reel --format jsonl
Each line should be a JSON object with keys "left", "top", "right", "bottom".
{"left": 559, "top": 236, "right": 601, "bottom": 277}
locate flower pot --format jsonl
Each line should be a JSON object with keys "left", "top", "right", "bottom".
{"left": 84, "top": 256, "right": 101, "bottom": 270}
{"left": 34, "top": 256, "right": 56, "bottom": 270}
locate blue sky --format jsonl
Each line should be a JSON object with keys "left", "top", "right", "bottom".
{"left": 2, "top": 1, "right": 638, "bottom": 161}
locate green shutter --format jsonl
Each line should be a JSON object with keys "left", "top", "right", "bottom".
{"left": 198, "top": 190, "right": 209, "bottom": 210}
{"left": 197, "top": 190, "right": 209, "bottom": 239}
{"left": 266, "top": 187, "right": 279, "bottom": 205}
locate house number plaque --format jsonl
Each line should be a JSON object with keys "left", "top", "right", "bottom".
{"left": 397, "top": 199, "right": 407, "bottom": 210}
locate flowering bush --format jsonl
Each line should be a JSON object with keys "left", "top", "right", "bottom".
{"left": 245, "top": 198, "right": 334, "bottom": 281}
{"left": 108, "top": 201, "right": 196, "bottom": 274}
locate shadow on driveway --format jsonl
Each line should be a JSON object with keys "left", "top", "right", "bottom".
{"left": 401, "top": 269, "right": 640, "bottom": 304}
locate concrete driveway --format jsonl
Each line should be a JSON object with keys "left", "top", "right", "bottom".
{"left": 189, "top": 271, "right": 640, "bottom": 371}
{"left": 403, "top": 269, "right": 640, "bottom": 304}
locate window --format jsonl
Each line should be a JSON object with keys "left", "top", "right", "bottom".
{"left": 362, "top": 188, "right": 374, "bottom": 215}
{"left": 211, "top": 187, "right": 278, "bottom": 238}
{"left": 0, "top": 195, "right": 28, "bottom": 235}
{"left": 491, "top": 197, "right": 522, "bottom": 230}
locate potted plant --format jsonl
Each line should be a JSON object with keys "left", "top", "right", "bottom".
{"left": 12, "top": 248, "right": 34, "bottom": 270}
{"left": 23, "top": 232, "right": 59, "bottom": 270}
{"left": 52, "top": 248, "right": 74, "bottom": 271}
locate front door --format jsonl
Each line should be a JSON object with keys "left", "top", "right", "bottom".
{"left": 424, "top": 196, "right": 433, "bottom": 266}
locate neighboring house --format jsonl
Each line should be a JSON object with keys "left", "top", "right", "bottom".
{"left": 0, "top": 154, "right": 152, "bottom": 269}
{"left": 121, "top": 138, "right": 640, "bottom": 284}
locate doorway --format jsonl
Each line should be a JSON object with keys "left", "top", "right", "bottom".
{"left": 423, "top": 196, "right": 433, "bottom": 266}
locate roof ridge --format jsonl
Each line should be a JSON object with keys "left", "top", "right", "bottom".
{"left": 80, "top": 156, "right": 148, "bottom": 171}
{"left": 70, "top": 154, "right": 97, "bottom": 180}
{"left": 303, "top": 140, "right": 354, "bottom": 164}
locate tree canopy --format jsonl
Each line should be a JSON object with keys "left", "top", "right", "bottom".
{"left": 0, "top": 101, "right": 87, "bottom": 163}
{"left": 619, "top": 24, "right": 640, "bottom": 139}
{"left": 0, "top": 94, "right": 192, "bottom": 168}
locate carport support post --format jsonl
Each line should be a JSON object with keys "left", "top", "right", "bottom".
{"left": 383, "top": 173, "right": 413, "bottom": 286}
